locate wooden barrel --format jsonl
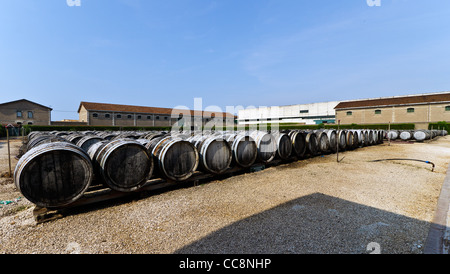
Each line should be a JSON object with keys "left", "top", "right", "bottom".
{"left": 353, "top": 130, "right": 366, "bottom": 147}
{"left": 147, "top": 136, "right": 199, "bottom": 181}
{"left": 288, "top": 130, "right": 306, "bottom": 157}
{"left": 142, "top": 132, "right": 165, "bottom": 140}
{"left": 64, "top": 133, "right": 86, "bottom": 144}
{"left": 187, "top": 135, "right": 232, "bottom": 174}
{"left": 352, "top": 130, "right": 360, "bottom": 149}
{"left": 26, "top": 134, "right": 67, "bottom": 151}
{"left": 223, "top": 133, "right": 258, "bottom": 168}
{"left": 272, "top": 132, "right": 293, "bottom": 160}
{"left": 367, "top": 130, "right": 375, "bottom": 145}
{"left": 14, "top": 142, "right": 93, "bottom": 208}
{"left": 112, "top": 133, "right": 139, "bottom": 140}
{"left": 76, "top": 135, "right": 105, "bottom": 152}
{"left": 304, "top": 131, "right": 319, "bottom": 156}
{"left": 377, "top": 130, "right": 385, "bottom": 144}
{"left": 98, "top": 132, "right": 118, "bottom": 140}
{"left": 249, "top": 131, "right": 277, "bottom": 163}
{"left": 315, "top": 130, "right": 329, "bottom": 154}
{"left": 337, "top": 130, "right": 347, "bottom": 151}
{"left": 95, "top": 139, "right": 153, "bottom": 192}
{"left": 344, "top": 130, "right": 354, "bottom": 149}
{"left": 323, "top": 130, "right": 336, "bottom": 153}
{"left": 413, "top": 130, "right": 430, "bottom": 141}
{"left": 399, "top": 130, "right": 412, "bottom": 140}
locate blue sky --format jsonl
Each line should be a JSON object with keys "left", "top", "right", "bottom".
{"left": 1, "top": 0, "right": 450, "bottom": 121}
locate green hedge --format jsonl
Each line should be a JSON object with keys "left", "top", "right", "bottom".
{"left": 236, "top": 123, "right": 415, "bottom": 131}
{"left": 428, "top": 121, "right": 450, "bottom": 132}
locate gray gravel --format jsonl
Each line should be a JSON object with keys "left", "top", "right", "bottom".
{"left": 0, "top": 136, "right": 449, "bottom": 254}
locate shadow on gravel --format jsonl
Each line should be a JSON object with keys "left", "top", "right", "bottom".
{"left": 174, "top": 193, "right": 439, "bottom": 254}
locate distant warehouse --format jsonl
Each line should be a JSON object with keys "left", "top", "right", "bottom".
{"left": 237, "top": 101, "right": 340, "bottom": 125}
{"left": 77, "top": 101, "right": 236, "bottom": 127}
{"left": 334, "top": 91, "right": 450, "bottom": 129}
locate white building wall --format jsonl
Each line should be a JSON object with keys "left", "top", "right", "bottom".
{"left": 237, "top": 101, "right": 340, "bottom": 125}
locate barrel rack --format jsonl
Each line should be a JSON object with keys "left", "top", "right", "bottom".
{"left": 32, "top": 159, "right": 286, "bottom": 224}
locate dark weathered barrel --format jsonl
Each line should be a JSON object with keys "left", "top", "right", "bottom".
{"left": 187, "top": 135, "right": 232, "bottom": 174}
{"left": 76, "top": 135, "right": 104, "bottom": 152}
{"left": 98, "top": 132, "right": 118, "bottom": 140}
{"left": 95, "top": 139, "right": 153, "bottom": 192}
{"left": 288, "top": 130, "right": 307, "bottom": 157}
{"left": 26, "top": 134, "right": 66, "bottom": 151}
{"left": 142, "top": 132, "right": 165, "bottom": 140}
{"left": 315, "top": 130, "right": 329, "bottom": 154}
{"left": 249, "top": 131, "right": 277, "bottom": 163}
{"left": 304, "top": 131, "right": 318, "bottom": 156}
{"left": 353, "top": 130, "right": 366, "bottom": 147}
{"left": 352, "top": 130, "right": 360, "bottom": 149}
{"left": 323, "top": 130, "right": 337, "bottom": 153}
{"left": 14, "top": 142, "right": 93, "bottom": 208}
{"left": 345, "top": 130, "right": 354, "bottom": 149}
{"left": 367, "top": 130, "right": 374, "bottom": 145}
{"left": 272, "top": 132, "right": 293, "bottom": 160}
{"left": 147, "top": 136, "right": 199, "bottom": 181}
{"left": 224, "top": 133, "right": 258, "bottom": 168}
{"left": 337, "top": 130, "right": 347, "bottom": 151}
{"left": 112, "top": 133, "right": 139, "bottom": 140}
{"left": 64, "top": 133, "right": 86, "bottom": 144}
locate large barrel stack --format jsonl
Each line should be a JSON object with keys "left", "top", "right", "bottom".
{"left": 14, "top": 127, "right": 421, "bottom": 209}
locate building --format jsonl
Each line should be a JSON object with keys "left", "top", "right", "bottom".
{"left": 334, "top": 91, "right": 450, "bottom": 129}
{"left": 77, "top": 101, "right": 236, "bottom": 128}
{"left": 237, "top": 101, "right": 340, "bottom": 125}
{"left": 0, "top": 99, "right": 52, "bottom": 126}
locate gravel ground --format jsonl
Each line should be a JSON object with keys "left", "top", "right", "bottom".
{"left": 0, "top": 136, "right": 449, "bottom": 254}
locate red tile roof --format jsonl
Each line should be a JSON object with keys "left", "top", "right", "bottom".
{"left": 78, "top": 101, "right": 236, "bottom": 118}
{"left": 335, "top": 92, "right": 450, "bottom": 109}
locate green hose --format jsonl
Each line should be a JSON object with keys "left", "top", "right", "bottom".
{"left": 370, "top": 158, "right": 435, "bottom": 172}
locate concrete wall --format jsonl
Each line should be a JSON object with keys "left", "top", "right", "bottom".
{"left": 237, "top": 101, "right": 339, "bottom": 125}
{"left": 82, "top": 109, "right": 235, "bottom": 128}
{"left": 335, "top": 103, "right": 450, "bottom": 127}
{"left": 0, "top": 100, "right": 51, "bottom": 126}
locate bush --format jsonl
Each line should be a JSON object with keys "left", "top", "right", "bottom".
{"left": 428, "top": 121, "right": 449, "bottom": 132}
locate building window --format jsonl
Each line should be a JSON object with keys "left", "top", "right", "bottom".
{"left": 375, "top": 109, "right": 381, "bottom": 115}
{"left": 156, "top": 116, "right": 160, "bottom": 120}
{"left": 116, "top": 114, "right": 122, "bottom": 119}
{"left": 300, "top": 110, "right": 309, "bottom": 114}
{"left": 137, "top": 115, "right": 142, "bottom": 119}
{"left": 17, "top": 110, "right": 22, "bottom": 118}
{"left": 164, "top": 116, "right": 168, "bottom": 120}
{"left": 445, "top": 106, "right": 450, "bottom": 111}
{"left": 147, "top": 115, "right": 152, "bottom": 120}
{"left": 28, "top": 122, "right": 33, "bottom": 125}
{"left": 346, "top": 111, "right": 352, "bottom": 116}
{"left": 105, "top": 114, "right": 110, "bottom": 118}
{"left": 93, "top": 113, "right": 98, "bottom": 118}
{"left": 127, "top": 114, "right": 132, "bottom": 119}
{"left": 407, "top": 108, "right": 415, "bottom": 113}
{"left": 27, "top": 111, "right": 33, "bottom": 118}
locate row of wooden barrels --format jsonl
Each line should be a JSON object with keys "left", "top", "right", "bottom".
{"left": 386, "top": 129, "right": 447, "bottom": 141}
{"left": 14, "top": 129, "right": 386, "bottom": 208}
